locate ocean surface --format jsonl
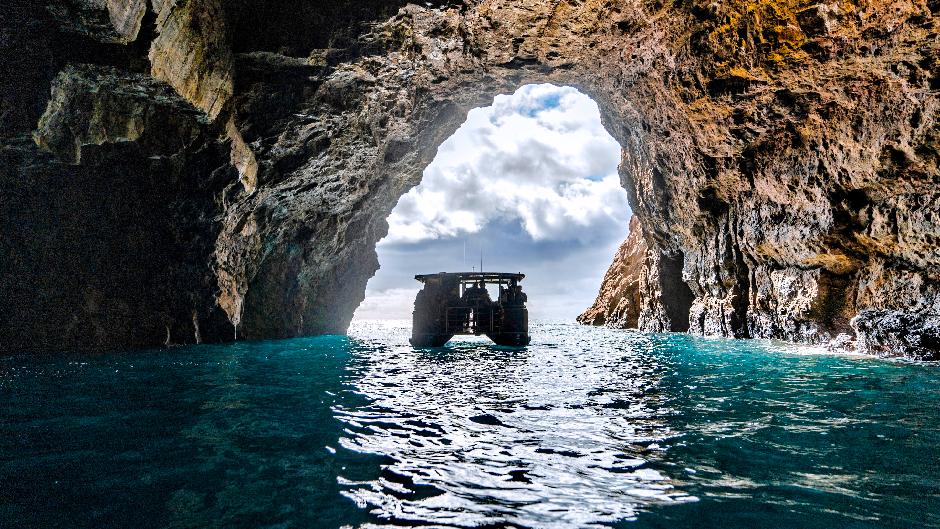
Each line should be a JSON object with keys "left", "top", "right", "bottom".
{"left": 2, "top": 321, "right": 939, "bottom": 529}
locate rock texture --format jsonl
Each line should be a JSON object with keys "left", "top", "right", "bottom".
{"left": 2, "top": 0, "right": 939, "bottom": 358}
{"left": 578, "top": 216, "right": 647, "bottom": 329}
{"left": 34, "top": 64, "right": 210, "bottom": 164}
{"left": 47, "top": 0, "right": 147, "bottom": 44}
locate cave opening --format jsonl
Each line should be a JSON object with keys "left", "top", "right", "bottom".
{"left": 352, "top": 84, "right": 633, "bottom": 325}
{"left": 658, "top": 251, "right": 695, "bottom": 333}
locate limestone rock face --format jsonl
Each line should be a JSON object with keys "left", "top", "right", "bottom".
{"left": 47, "top": 0, "right": 147, "bottom": 44}
{"left": 149, "top": 0, "right": 232, "bottom": 121}
{"left": 34, "top": 64, "right": 210, "bottom": 164}
{"left": 0, "top": 133, "right": 233, "bottom": 352}
{"left": 3, "top": 0, "right": 940, "bottom": 358}
{"left": 578, "top": 217, "right": 647, "bottom": 328}
{"left": 853, "top": 310, "right": 940, "bottom": 360}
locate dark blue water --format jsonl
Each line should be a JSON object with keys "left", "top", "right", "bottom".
{"left": 2, "top": 322, "right": 938, "bottom": 529}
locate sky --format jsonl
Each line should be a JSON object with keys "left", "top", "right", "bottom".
{"left": 353, "top": 84, "right": 632, "bottom": 322}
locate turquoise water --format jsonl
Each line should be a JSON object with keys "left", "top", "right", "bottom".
{"left": 2, "top": 322, "right": 939, "bottom": 528}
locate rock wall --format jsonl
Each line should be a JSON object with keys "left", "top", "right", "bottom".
{"left": 578, "top": 216, "right": 647, "bottom": 329}
{"left": 2, "top": 0, "right": 939, "bottom": 358}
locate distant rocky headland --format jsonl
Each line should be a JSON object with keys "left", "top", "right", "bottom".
{"left": 2, "top": 0, "right": 938, "bottom": 358}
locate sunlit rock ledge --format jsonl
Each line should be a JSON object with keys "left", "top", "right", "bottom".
{"left": 1, "top": 0, "right": 938, "bottom": 358}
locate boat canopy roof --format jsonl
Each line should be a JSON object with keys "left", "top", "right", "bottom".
{"left": 414, "top": 272, "right": 525, "bottom": 284}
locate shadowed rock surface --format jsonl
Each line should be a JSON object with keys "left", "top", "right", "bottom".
{"left": 2, "top": 0, "right": 939, "bottom": 358}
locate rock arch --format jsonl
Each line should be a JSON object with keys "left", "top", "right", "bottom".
{"left": 2, "top": 0, "right": 939, "bottom": 357}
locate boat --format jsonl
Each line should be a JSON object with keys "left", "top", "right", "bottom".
{"left": 410, "top": 272, "right": 531, "bottom": 347}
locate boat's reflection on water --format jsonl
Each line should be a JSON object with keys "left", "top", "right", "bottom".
{"left": 337, "top": 322, "right": 690, "bottom": 529}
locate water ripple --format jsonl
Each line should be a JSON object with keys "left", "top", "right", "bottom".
{"left": 336, "top": 323, "right": 697, "bottom": 528}
{"left": 2, "top": 322, "right": 939, "bottom": 528}
{"left": 337, "top": 322, "right": 940, "bottom": 528}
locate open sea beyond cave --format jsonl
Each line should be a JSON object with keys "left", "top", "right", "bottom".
{"left": 2, "top": 322, "right": 939, "bottom": 529}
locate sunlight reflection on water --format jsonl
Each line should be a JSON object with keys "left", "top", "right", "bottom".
{"left": 339, "top": 321, "right": 940, "bottom": 529}
{"left": 2, "top": 322, "right": 939, "bottom": 529}
{"left": 339, "top": 322, "right": 692, "bottom": 528}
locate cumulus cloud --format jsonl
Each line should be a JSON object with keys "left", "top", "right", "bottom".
{"left": 382, "top": 84, "right": 627, "bottom": 246}
{"left": 356, "top": 84, "right": 632, "bottom": 322}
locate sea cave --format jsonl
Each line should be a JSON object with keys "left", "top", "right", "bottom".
{"left": 2, "top": 1, "right": 940, "bottom": 527}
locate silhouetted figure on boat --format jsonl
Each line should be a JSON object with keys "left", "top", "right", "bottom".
{"left": 410, "top": 272, "right": 531, "bottom": 348}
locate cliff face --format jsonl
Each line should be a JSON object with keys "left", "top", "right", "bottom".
{"left": 578, "top": 216, "right": 647, "bottom": 329}
{"left": 2, "top": 0, "right": 939, "bottom": 358}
